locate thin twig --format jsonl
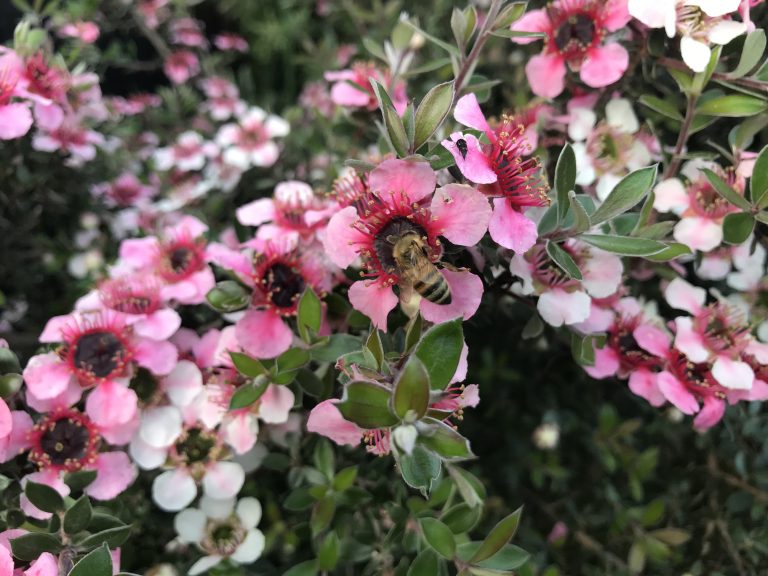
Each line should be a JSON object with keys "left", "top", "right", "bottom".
{"left": 708, "top": 453, "right": 768, "bottom": 504}
{"left": 664, "top": 94, "right": 697, "bottom": 179}
{"left": 658, "top": 57, "right": 768, "bottom": 94}
{"left": 130, "top": 8, "right": 172, "bottom": 59}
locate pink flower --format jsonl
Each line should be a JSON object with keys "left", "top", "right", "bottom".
{"left": 511, "top": 240, "right": 623, "bottom": 327}
{"left": 653, "top": 162, "right": 743, "bottom": 252}
{"left": 170, "top": 18, "right": 207, "bottom": 48}
{"left": 0, "top": 52, "right": 33, "bottom": 140}
{"left": 164, "top": 51, "right": 200, "bottom": 85}
{"left": 215, "top": 107, "right": 289, "bottom": 170}
{"left": 200, "top": 77, "right": 245, "bottom": 120}
{"left": 214, "top": 33, "right": 249, "bottom": 52}
{"left": 511, "top": 0, "right": 631, "bottom": 97}
{"left": 323, "top": 159, "right": 490, "bottom": 330}
{"left": 138, "top": 0, "right": 169, "bottom": 28}
{"left": 32, "top": 120, "right": 105, "bottom": 165}
{"left": 26, "top": 311, "right": 177, "bottom": 428}
{"left": 237, "top": 180, "right": 334, "bottom": 243}
{"left": 442, "top": 94, "right": 549, "bottom": 253}
{"left": 154, "top": 131, "right": 217, "bottom": 172}
{"left": 58, "top": 21, "right": 101, "bottom": 44}
{"left": 91, "top": 173, "right": 157, "bottom": 207}
{"left": 118, "top": 215, "right": 215, "bottom": 305}
{"left": 324, "top": 61, "right": 407, "bottom": 114}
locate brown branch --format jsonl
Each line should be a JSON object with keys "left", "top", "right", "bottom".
{"left": 664, "top": 94, "right": 697, "bottom": 179}
{"left": 452, "top": 0, "right": 503, "bottom": 106}
{"left": 658, "top": 57, "right": 768, "bottom": 94}
{"left": 708, "top": 453, "right": 768, "bottom": 504}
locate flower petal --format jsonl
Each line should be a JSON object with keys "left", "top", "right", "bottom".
{"left": 348, "top": 281, "right": 398, "bottom": 331}
{"left": 420, "top": 270, "right": 483, "bottom": 324}
{"left": 665, "top": 277, "right": 706, "bottom": 314}
{"left": 525, "top": 53, "right": 566, "bottom": 99}
{"left": 236, "top": 198, "right": 275, "bottom": 226}
{"left": 441, "top": 132, "right": 497, "bottom": 184}
{"left": 537, "top": 289, "right": 591, "bottom": 327}
{"left": 711, "top": 356, "right": 754, "bottom": 390}
{"left": 323, "top": 206, "right": 367, "bottom": 269}
{"left": 680, "top": 36, "right": 712, "bottom": 73}
{"left": 431, "top": 184, "right": 492, "bottom": 246}
{"left": 628, "top": 369, "right": 667, "bottom": 406}
{"left": 581, "top": 43, "right": 629, "bottom": 88}
{"left": 453, "top": 93, "right": 491, "bottom": 134}
{"left": 174, "top": 508, "right": 207, "bottom": 543}
{"left": 86, "top": 381, "right": 138, "bottom": 427}
{"left": 163, "top": 360, "right": 204, "bottom": 407}
{"left": 259, "top": 384, "right": 295, "bottom": 423}
{"left": 134, "top": 338, "right": 179, "bottom": 375}
{"left": 369, "top": 158, "right": 436, "bottom": 204}
{"left": 203, "top": 461, "right": 245, "bottom": 500}
{"left": 235, "top": 309, "right": 293, "bottom": 359}
{"left": 693, "top": 396, "right": 726, "bottom": 429}
{"left": 152, "top": 469, "right": 197, "bottom": 511}
{"left": 657, "top": 371, "right": 699, "bottom": 414}
{"left": 307, "top": 400, "right": 363, "bottom": 446}
{"left": 488, "top": 199, "right": 538, "bottom": 253}
{"left": 85, "top": 452, "right": 137, "bottom": 500}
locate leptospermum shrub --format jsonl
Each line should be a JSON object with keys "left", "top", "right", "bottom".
{"left": 1, "top": 0, "right": 768, "bottom": 574}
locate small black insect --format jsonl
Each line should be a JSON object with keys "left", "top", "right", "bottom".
{"left": 456, "top": 138, "right": 468, "bottom": 159}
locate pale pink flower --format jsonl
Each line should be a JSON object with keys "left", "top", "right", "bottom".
{"left": 653, "top": 161, "right": 744, "bottom": 252}
{"left": 91, "top": 173, "right": 157, "bottom": 207}
{"left": 32, "top": 120, "right": 104, "bottom": 164}
{"left": 442, "top": 94, "right": 549, "bottom": 253}
{"left": 200, "top": 77, "right": 245, "bottom": 120}
{"left": 214, "top": 33, "right": 249, "bottom": 52}
{"left": 511, "top": 0, "right": 631, "bottom": 97}
{"left": 216, "top": 107, "right": 289, "bottom": 170}
{"left": 170, "top": 18, "right": 207, "bottom": 48}
{"left": 58, "top": 21, "right": 100, "bottom": 44}
{"left": 324, "top": 61, "right": 407, "bottom": 114}
{"left": 153, "top": 131, "right": 217, "bottom": 172}
{"left": 164, "top": 50, "right": 200, "bottom": 85}
{"left": 323, "top": 159, "right": 491, "bottom": 330}
{"left": 0, "top": 52, "right": 33, "bottom": 139}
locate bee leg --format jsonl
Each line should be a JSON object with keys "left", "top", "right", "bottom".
{"left": 439, "top": 262, "right": 467, "bottom": 273}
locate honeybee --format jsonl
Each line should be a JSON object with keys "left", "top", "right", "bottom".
{"left": 390, "top": 231, "right": 451, "bottom": 305}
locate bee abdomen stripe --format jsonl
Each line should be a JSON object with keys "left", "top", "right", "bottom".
{"left": 415, "top": 275, "right": 450, "bottom": 304}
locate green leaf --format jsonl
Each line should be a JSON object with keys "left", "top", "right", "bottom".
{"left": 229, "top": 352, "right": 269, "bottom": 378}
{"left": 722, "top": 212, "right": 755, "bottom": 244}
{"left": 0, "top": 373, "right": 22, "bottom": 399}
{"left": 441, "top": 503, "right": 482, "bottom": 534}
{"left": 318, "top": 532, "right": 340, "bottom": 571}
{"left": 590, "top": 165, "right": 658, "bottom": 226}
{"left": 393, "top": 356, "right": 431, "bottom": 420}
{"left": 403, "top": 102, "right": 416, "bottom": 147}
{"left": 298, "top": 287, "right": 322, "bottom": 342}
{"left": 490, "top": 28, "right": 545, "bottom": 39}
{"left": 493, "top": 2, "right": 527, "bottom": 29}
{"left": 414, "top": 81, "right": 454, "bottom": 150}
{"left": 0, "top": 348, "right": 21, "bottom": 374}
{"left": 64, "top": 470, "right": 98, "bottom": 493}
{"left": 79, "top": 525, "right": 132, "bottom": 549}
{"left": 69, "top": 544, "right": 113, "bottom": 576}
{"left": 399, "top": 445, "right": 442, "bottom": 496}
{"left": 371, "top": 79, "right": 410, "bottom": 157}
{"left": 555, "top": 144, "right": 576, "bottom": 223}
{"left": 362, "top": 37, "right": 386, "bottom": 61}
{"left": 10, "top": 533, "right": 62, "bottom": 561}
{"left": 638, "top": 95, "right": 683, "bottom": 121}
{"left": 64, "top": 495, "right": 92, "bottom": 535}
{"left": 277, "top": 347, "right": 310, "bottom": 374}
{"left": 366, "top": 329, "right": 384, "bottom": 369}
{"left": 414, "top": 319, "right": 463, "bottom": 391}
{"left": 447, "top": 465, "right": 485, "bottom": 507}
{"left": 571, "top": 333, "right": 597, "bottom": 366}
{"left": 650, "top": 528, "right": 691, "bottom": 546}
{"left": 337, "top": 381, "right": 398, "bottom": 429}
{"left": 457, "top": 543, "right": 530, "bottom": 570}
{"left": 643, "top": 243, "right": 692, "bottom": 261}
{"left": 569, "top": 192, "right": 591, "bottom": 233}
{"left": 25, "top": 481, "right": 64, "bottom": 513}
{"left": 757, "top": 210, "right": 768, "bottom": 225}
{"left": 205, "top": 281, "right": 250, "bottom": 312}
{"left": 697, "top": 95, "right": 768, "bottom": 117}
{"left": 332, "top": 466, "right": 358, "bottom": 491}
{"left": 420, "top": 518, "right": 456, "bottom": 559}
{"left": 468, "top": 507, "right": 523, "bottom": 563}
{"left": 634, "top": 221, "right": 676, "bottom": 240}
{"left": 628, "top": 541, "right": 646, "bottom": 574}
{"left": 750, "top": 144, "right": 768, "bottom": 208}
{"left": 309, "top": 334, "right": 361, "bottom": 362}
{"left": 313, "top": 438, "right": 335, "bottom": 480}
{"left": 229, "top": 378, "right": 269, "bottom": 409}
{"left": 311, "top": 496, "right": 335, "bottom": 536}
{"left": 545, "top": 241, "right": 582, "bottom": 280}
{"left": 408, "top": 549, "right": 439, "bottom": 576}
{"left": 730, "top": 29, "right": 766, "bottom": 78}
{"left": 579, "top": 234, "right": 667, "bottom": 257}
{"left": 417, "top": 417, "right": 474, "bottom": 461}
{"left": 702, "top": 168, "right": 751, "bottom": 210}
{"left": 405, "top": 313, "right": 424, "bottom": 353}
{"left": 284, "top": 560, "right": 319, "bottom": 576}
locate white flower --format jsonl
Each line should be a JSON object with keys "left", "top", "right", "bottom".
{"left": 175, "top": 497, "right": 266, "bottom": 574}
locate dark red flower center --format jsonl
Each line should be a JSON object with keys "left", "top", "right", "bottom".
{"left": 30, "top": 411, "right": 100, "bottom": 472}
{"left": 202, "top": 518, "right": 246, "bottom": 556}
{"left": 264, "top": 263, "right": 306, "bottom": 308}
{"left": 688, "top": 180, "right": 732, "bottom": 219}
{"left": 530, "top": 244, "right": 580, "bottom": 290}
{"left": 174, "top": 427, "right": 217, "bottom": 466}
{"left": 555, "top": 14, "right": 595, "bottom": 51}
{"left": 73, "top": 331, "right": 125, "bottom": 378}
{"left": 161, "top": 239, "right": 204, "bottom": 281}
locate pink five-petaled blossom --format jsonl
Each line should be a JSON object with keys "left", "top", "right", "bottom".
{"left": 324, "top": 61, "right": 407, "bottom": 114}
{"left": 118, "top": 215, "right": 215, "bottom": 305}
{"left": 323, "top": 159, "right": 490, "bottom": 330}
{"left": 91, "top": 172, "right": 157, "bottom": 208}
{"left": 0, "top": 52, "right": 33, "bottom": 140}
{"left": 74, "top": 275, "right": 182, "bottom": 341}
{"left": 511, "top": 0, "right": 631, "bottom": 97}
{"left": 154, "top": 131, "right": 217, "bottom": 173}
{"left": 664, "top": 278, "right": 756, "bottom": 392}
{"left": 32, "top": 120, "right": 105, "bottom": 165}
{"left": 511, "top": 240, "right": 623, "bottom": 327}
{"left": 236, "top": 180, "right": 334, "bottom": 243}
{"left": 27, "top": 311, "right": 177, "bottom": 429}
{"left": 164, "top": 50, "right": 200, "bottom": 85}
{"left": 214, "top": 33, "right": 249, "bottom": 52}
{"left": 653, "top": 161, "right": 744, "bottom": 252}
{"left": 442, "top": 93, "right": 549, "bottom": 254}
{"left": 216, "top": 107, "right": 289, "bottom": 170}
{"left": 0, "top": 541, "right": 59, "bottom": 576}
{"left": 17, "top": 408, "right": 137, "bottom": 518}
